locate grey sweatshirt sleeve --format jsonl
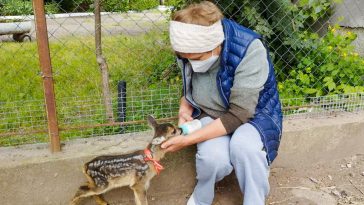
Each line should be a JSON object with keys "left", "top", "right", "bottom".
{"left": 220, "top": 39, "right": 269, "bottom": 134}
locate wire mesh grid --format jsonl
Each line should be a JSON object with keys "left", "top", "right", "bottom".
{"left": 0, "top": 99, "right": 48, "bottom": 146}
{"left": 282, "top": 92, "right": 364, "bottom": 119}
{"left": 54, "top": 85, "right": 181, "bottom": 142}
{"left": 0, "top": 0, "right": 363, "bottom": 146}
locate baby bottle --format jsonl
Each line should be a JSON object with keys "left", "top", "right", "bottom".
{"left": 179, "top": 119, "right": 202, "bottom": 135}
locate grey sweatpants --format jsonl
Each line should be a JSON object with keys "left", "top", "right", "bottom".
{"left": 191, "top": 117, "right": 270, "bottom": 205}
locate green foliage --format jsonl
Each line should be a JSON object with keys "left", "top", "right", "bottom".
{"left": 0, "top": 0, "right": 60, "bottom": 15}
{"left": 44, "top": 1, "right": 60, "bottom": 14}
{"left": 102, "top": 0, "right": 130, "bottom": 12}
{"left": 0, "top": 0, "right": 33, "bottom": 15}
{"left": 102, "top": 0, "right": 183, "bottom": 12}
{"left": 215, "top": 0, "right": 364, "bottom": 98}
{"left": 129, "top": 0, "right": 159, "bottom": 11}
{"left": 164, "top": 0, "right": 185, "bottom": 8}
{"left": 101, "top": 0, "right": 178, "bottom": 12}
{"left": 0, "top": 0, "right": 183, "bottom": 15}
{"left": 278, "top": 26, "right": 364, "bottom": 98}
{"left": 102, "top": 0, "right": 160, "bottom": 12}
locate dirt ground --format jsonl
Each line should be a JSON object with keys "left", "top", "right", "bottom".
{"left": 108, "top": 154, "right": 364, "bottom": 205}
{"left": 209, "top": 154, "right": 364, "bottom": 205}
{"left": 267, "top": 154, "right": 364, "bottom": 205}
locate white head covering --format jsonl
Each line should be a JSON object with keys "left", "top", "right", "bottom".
{"left": 169, "top": 20, "right": 224, "bottom": 53}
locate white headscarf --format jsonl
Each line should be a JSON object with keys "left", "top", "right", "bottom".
{"left": 169, "top": 20, "right": 224, "bottom": 53}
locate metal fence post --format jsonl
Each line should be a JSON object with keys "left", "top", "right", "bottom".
{"left": 33, "top": 0, "right": 61, "bottom": 152}
{"left": 117, "top": 81, "right": 127, "bottom": 133}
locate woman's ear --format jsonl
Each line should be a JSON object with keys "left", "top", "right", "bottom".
{"left": 147, "top": 115, "right": 158, "bottom": 129}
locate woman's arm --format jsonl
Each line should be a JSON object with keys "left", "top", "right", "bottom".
{"left": 161, "top": 118, "right": 226, "bottom": 152}
{"left": 178, "top": 96, "right": 194, "bottom": 125}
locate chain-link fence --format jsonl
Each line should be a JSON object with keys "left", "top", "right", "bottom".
{"left": 0, "top": 0, "right": 363, "bottom": 147}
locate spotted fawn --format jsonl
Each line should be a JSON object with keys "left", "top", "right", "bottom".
{"left": 70, "top": 115, "right": 182, "bottom": 205}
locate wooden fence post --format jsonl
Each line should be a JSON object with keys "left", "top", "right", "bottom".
{"left": 33, "top": 0, "right": 61, "bottom": 152}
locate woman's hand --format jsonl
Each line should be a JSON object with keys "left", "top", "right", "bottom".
{"left": 162, "top": 118, "right": 227, "bottom": 152}
{"left": 161, "top": 135, "right": 191, "bottom": 152}
{"left": 178, "top": 97, "right": 193, "bottom": 126}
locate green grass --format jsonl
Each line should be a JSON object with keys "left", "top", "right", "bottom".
{"left": 0, "top": 31, "right": 177, "bottom": 101}
{"left": 0, "top": 31, "right": 181, "bottom": 146}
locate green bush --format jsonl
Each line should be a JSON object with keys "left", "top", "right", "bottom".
{"left": 0, "top": 0, "right": 60, "bottom": 15}
{"left": 215, "top": 0, "right": 364, "bottom": 98}
{"left": 102, "top": 0, "right": 161, "bottom": 12}
{"left": 278, "top": 26, "right": 364, "bottom": 98}
{"left": 102, "top": 0, "right": 130, "bottom": 12}
{"left": 0, "top": 0, "right": 183, "bottom": 15}
{"left": 164, "top": 0, "right": 185, "bottom": 7}
{"left": 44, "top": 1, "right": 60, "bottom": 14}
{"left": 101, "top": 0, "right": 184, "bottom": 12}
{"left": 0, "top": 0, "right": 33, "bottom": 15}
{"left": 129, "top": 0, "right": 159, "bottom": 11}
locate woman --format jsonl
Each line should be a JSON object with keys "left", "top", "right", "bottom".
{"left": 161, "top": 1, "right": 283, "bottom": 205}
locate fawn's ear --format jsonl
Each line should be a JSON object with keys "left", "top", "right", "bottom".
{"left": 147, "top": 115, "right": 158, "bottom": 129}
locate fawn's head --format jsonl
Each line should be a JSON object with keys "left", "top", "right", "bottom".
{"left": 147, "top": 115, "right": 182, "bottom": 146}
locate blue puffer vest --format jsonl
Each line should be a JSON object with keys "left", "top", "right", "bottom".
{"left": 180, "top": 18, "right": 283, "bottom": 165}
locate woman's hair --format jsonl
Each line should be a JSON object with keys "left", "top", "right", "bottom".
{"left": 172, "top": 1, "right": 224, "bottom": 26}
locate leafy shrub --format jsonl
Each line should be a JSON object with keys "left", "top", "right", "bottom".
{"left": 0, "top": 0, "right": 33, "bottom": 15}
{"left": 0, "top": 0, "right": 184, "bottom": 15}
{"left": 44, "top": 1, "right": 60, "bottom": 14}
{"left": 164, "top": 0, "right": 185, "bottom": 7}
{"left": 102, "top": 0, "right": 162, "bottom": 12}
{"left": 215, "top": 0, "right": 364, "bottom": 98}
{"left": 0, "top": 0, "right": 60, "bottom": 15}
{"left": 102, "top": 0, "right": 130, "bottom": 12}
{"left": 278, "top": 26, "right": 364, "bottom": 98}
{"left": 129, "top": 0, "right": 159, "bottom": 11}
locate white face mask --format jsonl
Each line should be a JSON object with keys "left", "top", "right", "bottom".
{"left": 188, "top": 51, "right": 219, "bottom": 73}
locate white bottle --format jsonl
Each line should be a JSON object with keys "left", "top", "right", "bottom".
{"left": 179, "top": 119, "right": 202, "bottom": 135}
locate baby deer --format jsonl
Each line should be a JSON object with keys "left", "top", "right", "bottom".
{"left": 70, "top": 115, "right": 182, "bottom": 205}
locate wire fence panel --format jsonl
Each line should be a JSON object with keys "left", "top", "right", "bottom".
{"left": 282, "top": 92, "right": 364, "bottom": 119}
{"left": 58, "top": 86, "right": 181, "bottom": 141}
{"left": 0, "top": 99, "right": 48, "bottom": 146}
{"left": 0, "top": 0, "right": 363, "bottom": 146}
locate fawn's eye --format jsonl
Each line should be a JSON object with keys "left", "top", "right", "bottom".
{"left": 172, "top": 129, "right": 176, "bottom": 135}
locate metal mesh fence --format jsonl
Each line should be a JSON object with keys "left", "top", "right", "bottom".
{"left": 0, "top": 0, "right": 363, "bottom": 146}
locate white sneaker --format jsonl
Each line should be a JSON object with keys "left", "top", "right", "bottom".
{"left": 187, "top": 193, "right": 196, "bottom": 205}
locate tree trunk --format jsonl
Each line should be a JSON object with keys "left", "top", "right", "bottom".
{"left": 95, "top": 0, "right": 114, "bottom": 122}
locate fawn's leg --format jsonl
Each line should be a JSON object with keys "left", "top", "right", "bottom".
{"left": 131, "top": 183, "right": 148, "bottom": 205}
{"left": 70, "top": 185, "right": 90, "bottom": 205}
{"left": 71, "top": 185, "right": 110, "bottom": 205}
{"left": 93, "top": 194, "right": 109, "bottom": 205}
